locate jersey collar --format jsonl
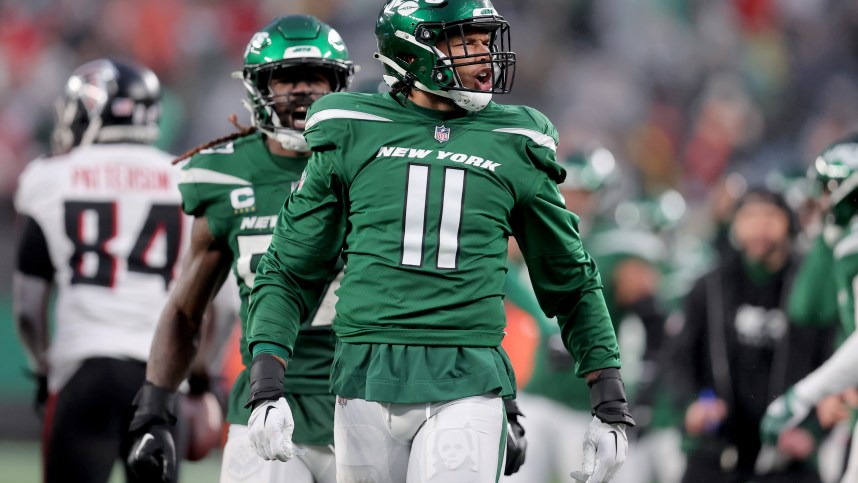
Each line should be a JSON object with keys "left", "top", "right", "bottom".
{"left": 388, "top": 92, "right": 474, "bottom": 121}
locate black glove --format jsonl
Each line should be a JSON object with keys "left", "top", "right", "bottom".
{"left": 127, "top": 382, "right": 178, "bottom": 483}
{"left": 504, "top": 399, "right": 527, "bottom": 476}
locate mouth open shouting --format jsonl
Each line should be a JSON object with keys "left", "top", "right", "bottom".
{"left": 289, "top": 106, "right": 309, "bottom": 130}
{"left": 472, "top": 67, "right": 493, "bottom": 92}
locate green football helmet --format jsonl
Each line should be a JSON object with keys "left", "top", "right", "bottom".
{"left": 375, "top": 0, "right": 515, "bottom": 111}
{"left": 614, "top": 190, "right": 687, "bottom": 234}
{"left": 241, "top": 15, "right": 354, "bottom": 151}
{"left": 810, "top": 134, "right": 858, "bottom": 226}
{"left": 559, "top": 147, "right": 620, "bottom": 192}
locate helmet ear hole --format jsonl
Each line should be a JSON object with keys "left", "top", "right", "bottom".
{"left": 397, "top": 53, "right": 417, "bottom": 65}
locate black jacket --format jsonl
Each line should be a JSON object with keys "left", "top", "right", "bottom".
{"left": 670, "top": 250, "right": 834, "bottom": 475}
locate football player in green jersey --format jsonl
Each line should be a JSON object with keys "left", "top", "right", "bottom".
{"left": 125, "top": 15, "right": 354, "bottom": 483}
{"left": 244, "top": 2, "right": 635, "bottom": 483}
{"left": 761, "top": 134, "right": 858, "bottom": 482}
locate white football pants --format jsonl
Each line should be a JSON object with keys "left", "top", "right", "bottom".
{"left": 334, "top": 394, "right": 506, "bottom": 483}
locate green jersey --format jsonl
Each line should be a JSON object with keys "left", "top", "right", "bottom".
{"left": 834, "top": 224, "right": 858, "bottom": 342}
{"left": 179, "top": 133, "right": 336, "bottom": 444}
{"left": 248, "top": 92, "right": 620, "bottom": 404}
{"left": 789, "top": 234, "right": 840, "bottom": 330}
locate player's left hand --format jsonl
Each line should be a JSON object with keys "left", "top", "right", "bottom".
{"left": 248, "top": 397, "right": 295, "bottom": 462}
{"left": 760, "top": 387, "right": 813, "bottom": 446}
{"left": 503, "top": 399, "right": 527, "bottom": 475}
{"left": 570, "top": 416, "right": 628, "bottom": 483}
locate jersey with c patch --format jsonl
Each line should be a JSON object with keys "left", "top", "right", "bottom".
{"left": 179, "top": 133, "right": 337, "bottom": 443}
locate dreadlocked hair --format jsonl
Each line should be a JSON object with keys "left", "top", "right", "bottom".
{"left": 172, "top": 114, "right": 257, "bottom": 165}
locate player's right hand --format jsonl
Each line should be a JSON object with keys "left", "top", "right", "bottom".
{"left": 126, "top": 382, "right": 178, "bottom": 483}
{"left": 248, "top": 397, "right": 295, "bottom": 461}
{"left": 760, "top": 387, "right": 813, "bottom": 446}
{"left": 127, "top": 425, "right": 177, "bottom": 482}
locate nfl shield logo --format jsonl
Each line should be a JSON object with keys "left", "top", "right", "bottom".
{"left": 434, "top": 125, "right": 450, "bottom": 143}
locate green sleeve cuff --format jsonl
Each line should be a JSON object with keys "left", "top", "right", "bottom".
{"left": 251, "top": 342, "right": 291, "bottom": 363}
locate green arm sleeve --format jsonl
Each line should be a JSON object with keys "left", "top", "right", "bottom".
{"left": 512, "top": 174, "right": 621, "bottom": 377}
{"left": 247, "top": 151, "right": 346, "bottom": 359}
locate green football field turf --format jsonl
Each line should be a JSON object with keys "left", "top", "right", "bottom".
{"left": 0, "top": 441, "right": 222, "bottom": 482}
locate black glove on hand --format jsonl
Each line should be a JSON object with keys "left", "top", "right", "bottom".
{"left": 503, "top": 399, "right": 527, "bottom": 476}
{"left": 127, "top": 382, "right": 178, "bottom": 483}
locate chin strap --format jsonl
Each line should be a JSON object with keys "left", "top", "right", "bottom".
{"left": 241, "top": 98, "right": 310, "bottom": 152}
{"left": 258, "top": 126, "right": 309, "bottom": 152}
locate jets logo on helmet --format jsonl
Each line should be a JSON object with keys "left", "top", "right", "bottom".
{"left": 375, "top": 0, "right": 516, "bottom": 112}
{"left": 240, "top": 15, "right": 355, "bottom": 152}
{"left": 245, "top": 32, "right": 271, "bottom": 57}
{"left": 810, "top": 135, "right": 858, "bottom": 228}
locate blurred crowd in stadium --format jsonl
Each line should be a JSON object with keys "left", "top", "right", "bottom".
{"left": 5, "top": 0, "right": 858, "bottom": 482}
{"left": 3, "top": 0, "right": 858, "bottom": 197}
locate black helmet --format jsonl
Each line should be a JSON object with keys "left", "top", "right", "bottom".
{"left": 52, "top": 58, "right": 161, "bottom": 154}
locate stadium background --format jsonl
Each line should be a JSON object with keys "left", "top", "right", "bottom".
{"left": 1, "top": 0, "right": 858, "bottom": 481}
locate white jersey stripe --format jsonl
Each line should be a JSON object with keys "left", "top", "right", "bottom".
{"left": 305, "top": 109, "right": 394, "bottom": 130}
{"left": 492, "top": 128, "right": 557, "bottom": 152}
{"left": 180, "top": 167, "right": 251, "bottom": 186}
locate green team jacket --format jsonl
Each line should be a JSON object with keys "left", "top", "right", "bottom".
{"left": 178, "top": 133, "right": 336, "bottom": 444}
{"left": 247, "top": 92, "right": 621, "bottom": 404}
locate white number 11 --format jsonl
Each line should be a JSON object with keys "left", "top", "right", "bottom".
{"left": 401, "top": 164, "right": 466, "bottom": 270}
